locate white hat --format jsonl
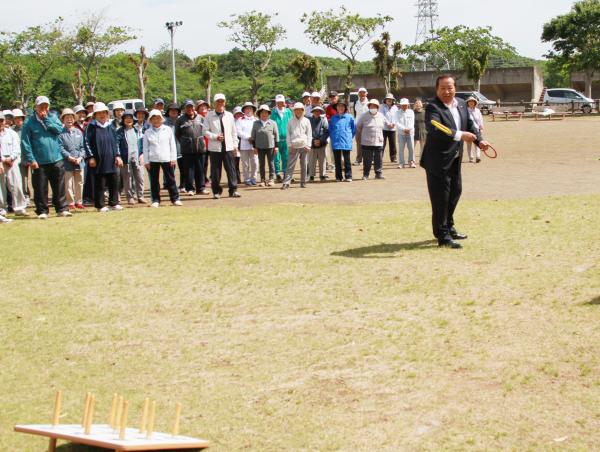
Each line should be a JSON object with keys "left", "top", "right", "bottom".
{"left": 242, "top": 101, "right": 257, "bottom": 112}
{"left": 73, "top": 105, "right": 85, "bottom": 114}
{"left": 311, "top": 105, "right": 325, "bottom": 113}
{"left": 399, "top": 98, "right": 410, "bottom": 106}
{"left": 86, "top": 101, "right": 95, "bottom": 108}
{"left": 367, "top": 99, "right": 380, "bottom": 108}
{"left": 214, "top": 93, "right": 226, "bottom": 102}
{"left": 310, "top": 91, "right": 321, "bottom": 98}
{"left": 11, "top": 108, "right": 25, "bottom": 118}
{"left": 2, "top": 109, "right": 14, "bottom": 117}
{"left": 384, "top": 93, "right": 395, "bottom": 101}
{"left": 292, "top": 102, "right": 305, "bottom": 111}
{"left": 358, "top": 87, "right": 368, "bottom": 93}
{"left": 256, "top": 104, "right": 271, "bottom": 114}
{"left": 35, "top": 96, "right": 50, "bottom": 106}
{"left": 93, "top": 102, "right": 109, "bottom": 114}
{"left": 233, "top": 106, "right": 243, "bottom": 116}
{"left": 302, "top": 91, "right": 311, "bottom": 98}
{"left": 61, "top": 108, "right": 75, "bottom": 119}
{"left": 275, "top": 94, "right": 285, "bottom": 103}
{"left": 0, "top": 112, "right": 4, "bottom": 120}
{"left": 148, "top": 109, "right": 163, "bottom": 120}
{"left": 112, "top": 101, "right": 125, "bottom": 111}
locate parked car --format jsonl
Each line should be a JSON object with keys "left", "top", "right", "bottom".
{"left": 543, "top": 88, "right": 594, "bottom": 114}
{"left": 455, "top": 91, "right": 496, "bottom": 115}
{"left": 108, "top": 99, "right": 145, "bottom": 112}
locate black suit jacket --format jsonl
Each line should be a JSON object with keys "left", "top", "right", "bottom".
{"left": 420, "top": 96, "right": 481, "bottom": 175}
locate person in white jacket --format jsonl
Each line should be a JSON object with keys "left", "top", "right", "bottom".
{"left": 395, "top": 98, "right": 416, "bottom": 168}
{"left": 0, "top": 112, "right": 28, "bottom": 218}
{"left": 203, "top": 93, "right": 241, "bottom": 199}
{"left": 236, "top": 102, "right": 258, "bottom": 186}
{"left": 143, "top": 109, "right": 181, "bottom": 207}
{"left": 466, "top": 97, "right": 485, "bottom": 163}
{"left": 282, "top": 103, "right": 312, "bottom": 189}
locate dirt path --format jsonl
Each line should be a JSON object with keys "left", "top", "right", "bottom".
{"left": 149, "top": 116, "right": 600, "bottom": 208}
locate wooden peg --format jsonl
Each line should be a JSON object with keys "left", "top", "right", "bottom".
{"left": 172, "top": 402, "right": 182, "bottom": 436}
{"left": 52, "top": 390, "right": 62, "bottom": 426}
{"left": 119, "top": 400, "right": 129, "bottom": 440}
{"left": 139, "top": 397, "right": 149, "bottom": 433}
{"left": 85, "top": 395, "right": 95, "bottom": 434}
{"left": 109, "top": 393, "right": 118, "bottom": 428}
{"left": 82, "top": 393, "right": 91, "bottom": 427}
{"left": 114, "top": 395, "right": 124, "bottom": 431}
{"left": 146, "top": 400, "right": 156, "bottom": 439}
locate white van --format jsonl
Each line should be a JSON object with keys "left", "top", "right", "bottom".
{"left": 543, "top": 88, "right": 594, "bottom": 114}
{"left": 107, "top": 99, "right": 145, "bottom": 112}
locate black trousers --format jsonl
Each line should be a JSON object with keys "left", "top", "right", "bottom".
{"left": 177, "top": 157, "right": 185, "bottom": 188}
{"left": 149, "top": 162, "right": 179, "bottom": 203}
{"left": 258, "top": 148, "right": 275, "bottom": 181}
{"left": 383, "top": 129, "right": 397, "bottom": 162}
{"left": 210, "top": 150, "right": 237, "bottom": 195}
{"left": 32, "top": 160, "right": 68, "bottom": 215}
{"left": 425, "top": 157, "right": 463, "bottom": 241}
{"left": 182, "top": 153, "right": 206, "bottom": 192}
{"left": 333, "top": 149, "right": 352, "bottom": 181}
{"left": 82, "top": 162, "right": 96, "bottom": 203}
{"left": 362, "top": 146, "right": 383, "bottom": 177}
{"left": 94, "top": 172, "right": 119, "bottom": 209}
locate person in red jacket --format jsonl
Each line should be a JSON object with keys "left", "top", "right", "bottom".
{"left": 325, "top": 91, "right": 338, "bottom": 120}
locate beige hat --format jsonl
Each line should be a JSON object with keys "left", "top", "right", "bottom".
{"left": 256, "top": 104, "right": 271, "bottom": 114}
{"left": 399, "top": 98, "right": 410, "bottom": 106}
{"left": 93, "top": 102, "right": 109, "bottom": 114}
{"left": 292, "top": 102, "right": 305, "bottom": 111}
{"left": 384, "top": 93, "right": 395, "bottom": 101}
{"left": 148, "top": 109, "right": 164, "bottom": 120}
{"left": 214, "top": 93, "right": 226, "bottom": 102}
{"left": 12, "top": 108, "right": 25, "bottom": 118}
{"left": 367, "top": 99, "right": 380, "bottom": 108}
{"left": 61, "top": 108, "right": 75, "bottom": 119}
{"left": 466, "top": 96, "right": 478, "bottom": 106}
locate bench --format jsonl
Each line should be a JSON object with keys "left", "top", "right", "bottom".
{"left": 491, "top": 106, "right": 526, "bottom": 121}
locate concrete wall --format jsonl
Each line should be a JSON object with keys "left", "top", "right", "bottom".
{"left": 571, "top": 72, "right": 600, "bottom": 98}
{"left": 327, "top": 67, "right": 544, "bottom": 103}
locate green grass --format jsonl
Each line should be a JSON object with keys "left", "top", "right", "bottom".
{"left": 1, "top": 195, "right": 600, "bottom": 451}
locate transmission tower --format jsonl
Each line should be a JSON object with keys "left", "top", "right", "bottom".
{"left": 414, "top": 0, "right": 440, "bottom": 45}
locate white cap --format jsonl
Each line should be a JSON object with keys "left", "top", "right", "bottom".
{"left": 302, "top": 91, "right": 311, "bottom": 98}
{"left": 214, "top": 93, "right": 226, "bottom": 102}
{"left": 93, "top": 102, "right": 109, "bottom": 113}
{"left": 367, "top": 99, "right": 380, "bottom": 108}
{"left": 12, "top": 108, "right": 25, "bottom": 118}
{"left": 148, "top": 109, "right": 164, "bottom": 120}
{"left": 112, "top": 101, "right": 125, "bottom": 111}
{"left": 233, "top": 106, "right": 243, "bottom": 115}
{"left": 384, "top": 93, "right": 395, "bottom": 100}
{"left": 311, "top": 91, "right": 321, "bottom": 98}
{"left": 73, "top": 105, "right": 85, "bottom": 114}
{"left": 275, "top": 94, "right": 285, "bottom": 103}
{"left": 399, "top": 98, "right": 410, "bottom": 106}
{"left": 292, "top": 102, "right": 305, "bottom": 111}
{"left": 358, "top": 87, "right": 367, "bottom": 93}
{"left": 2, "top": 109, "right": 14, "bottom": 117}
{"left": 35, "top": 96, "right": 50, "bottom": 106}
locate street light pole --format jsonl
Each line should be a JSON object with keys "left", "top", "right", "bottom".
{"left": 165, "top": 21, "right": 183, "bottom": 103}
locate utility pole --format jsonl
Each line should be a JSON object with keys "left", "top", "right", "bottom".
{"left": 165, "top": 21, "right": 183, "bottom": 103}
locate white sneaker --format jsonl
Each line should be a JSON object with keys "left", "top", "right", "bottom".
{"left": 97, "top": 206, "right": 110, "bottom": 213}
{"left": 151, "top": 202, "right": 160, "bottom": 208}
{"left": 172, "top": 200, "right": 183, "bottom": 206}
{"left": 110, "top": 205, "right": 124, "bottom": 211}
{"left": 38, "top": 213, "right": 48, "bottom": 220}
{"left": 57, "top": 211, "right": 72, "bottom": 217}
{"left": 0, "top": 215, "right": 13, "bottom": 224}
{"left": 0, "top": 208, "right": 6, "bottom": 216}
{"left": 14, "top": 209, "right": 28, "bottom": 216}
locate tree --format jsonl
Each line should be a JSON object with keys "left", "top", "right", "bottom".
{"left": 301, "top": 7, "right": 391, "bottom": 94}
{"left": 372, "top": 32, "right": 402, "bottom": 95}
{"left": 129, "top": 46, "right": 149, "bottom": 104}
{"left": 289, "top": 54, "right": 321, "bottom": 92}
{"left": 65, "top": 11, "right": 135, "bottom": 99}
{"left": 0, "top": 18, "right": 65, "bottom": 107}
{"left": 542, "top": 0, "right": 600, "bottom": 97}
{"left": 219, "top": 11, "right": 286, "bottom": 104}
{"left": 71, "top": 69, "right": 86, "bottom": 105}
{"left": 192, "top": 56, "right": 218, "bottom": 103}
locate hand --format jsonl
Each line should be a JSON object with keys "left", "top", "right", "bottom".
{"left": 274, "top": 147, "right": 279, "bottom": 154}
{"left": 88, "top": 158, "right": 97, "bottom": 168}
{"left": 170, "top": 160, "right": 176, "bottom": 168}
{"left": 3, "top": 159, "right": 13, "bottom": 168}
{"left": 478, "top": 140, "right": 491, "bottom": 151}
{"left": 460, "top": 132, "right": 477, "bottom": 143}
{"left": 253, "top": 148, "right": 258, "bottom": 155}
{"left": 314, "top": 139, "right": 321, "bottom": 147}
{"left": 115, "top": 156, "right": 123, "bottom": 168}
{"left": 69, "top": 157, "right": 78, "bottom": 163}
{"left": 30, "top": 161, "right": 39, "bottom": 170}
{"left": 76, "top": 158, "right": 82, "bottom": 165}
{"left": 144, "top": 163, "right": 150, "bottom": 170}
{"left": 0, "top": 165, "right": 3, "bottom": 175}
{"left": 404, "top": 129, "right": 410, "bottom": 135}
{"left": 217, "top": 134, "right": 224, "bottom": 142}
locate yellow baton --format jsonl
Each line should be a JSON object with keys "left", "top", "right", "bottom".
{"left": 431, "top": 120, "right": 453, "bottom": 136}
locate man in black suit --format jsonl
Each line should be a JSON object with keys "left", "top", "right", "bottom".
{"left": 420, "top": 74, "right": 491, "bottom": 249}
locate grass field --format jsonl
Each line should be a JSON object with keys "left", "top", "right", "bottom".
{"left": 1, "top": 193, "right": 599, "bottom": 450}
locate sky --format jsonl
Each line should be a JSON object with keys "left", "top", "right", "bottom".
{"left": 2, "top": 0, "right": 575, "bottom": 60}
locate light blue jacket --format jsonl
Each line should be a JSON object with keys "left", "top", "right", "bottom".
{"left": 329, "top": 113, "right": 356, "bottom": 151}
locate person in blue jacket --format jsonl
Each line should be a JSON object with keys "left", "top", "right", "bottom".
{"left": 328, "top": 100, "right": 356, "bottom": 182}
{"left": 20, "top": 96, "right": 72, "bottom": 219}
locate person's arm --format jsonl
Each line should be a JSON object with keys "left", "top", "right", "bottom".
{"left": 425, "top": 103, "right": 457, "bottom": 140}
{"left": 408, "top": 110, "right": 415, "bottom": 133}
{"left": 273, "top": 121, "right": 279, "bottom": 145}
{"left": 142, "top": 130, "right": 150, "bottom": 165}
{"left": 350, "top": 116, "right": 356, "bottom": 138}
{"left": 45, "top": 114, "right": 64, "bottom": 135}
{"left": 321, "top": 118, "right": 329, "bottom": 142}
{"left": 203, "top": 115, "right": 219, "bottom": 140}
{"left": 304, "top": 119, "right": 312, "bottom": 149}
{"left": 20, "top": 121, "right": 35, "bottom": 164}
{"left": 169, "top": 128, "right": 177, "bottom": 162}
{"left": 286, "top": 121, "right": 292, "bottom": 148}
{"left": 250, "top": 122, "right": 258, "bottom": 144}
{"left": 58, "top": 135, "right": 70, "bottom": 161}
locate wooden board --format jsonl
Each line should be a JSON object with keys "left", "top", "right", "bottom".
{"left": 14, "top": 424, "right": 209, "bottom": 451}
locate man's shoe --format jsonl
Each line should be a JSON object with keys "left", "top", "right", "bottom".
{"left": 172, "top": 200, "right": 183, "bottom": 206}
{"left": 138, "top": 198, "right": 147, "bottom": 204}
{"left": 438, "top": 239, "right": 462, "bottom": 249}
{"left": 97, "top": 207, "right": 110, "bottom": 213}
{"left": 0, "top": 215, "right": 13, "bottom": 224}
{"left": 450, "top": 231, "right": 468, "bottom": 240}
{"left": 57, "top": 210, "right": 73, "bottom": 217}
{"left": 276, "top": 175, "right": 283, "bottom": 183}
{"left": 37, "top": 213, "right": 48, "bottom": 220}
{"left": 151, "top": 202, "right": 160, "bottom": 208}
{"left": 110, "top": 205, "right": 124, "bottom": 211}
{"left": 14, "top": 209, "right": 28, "bottom": 216}
{"left": 213, "top": 194, "right": 220, "bottom": 200}
{"left": 280, "top": 184, "right": 289, "bottom": 190}
{"left": 362, "top": 176, "right": 369, "bottom": 181}
{"left": 375, "top": 174, "right": 385, "bottom": 180}
{"left": 229, "top": 192, "right": 241, "bottom": 198}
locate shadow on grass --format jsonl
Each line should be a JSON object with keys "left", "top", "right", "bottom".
{"left": 582, "top": 296, "right": 600, "bottom": 306}
{"left": 57, "top": 445, "right": 203, "bottom": 452}
{"left": 331, "top": 240, "right": 438, "bottom": 258}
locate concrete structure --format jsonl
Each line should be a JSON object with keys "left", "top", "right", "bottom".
{"left": 571, "top": 72, "right": 600, "bottom": 98}
{"left": 328, "top": 66, "right": 544, "bottom": 103}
